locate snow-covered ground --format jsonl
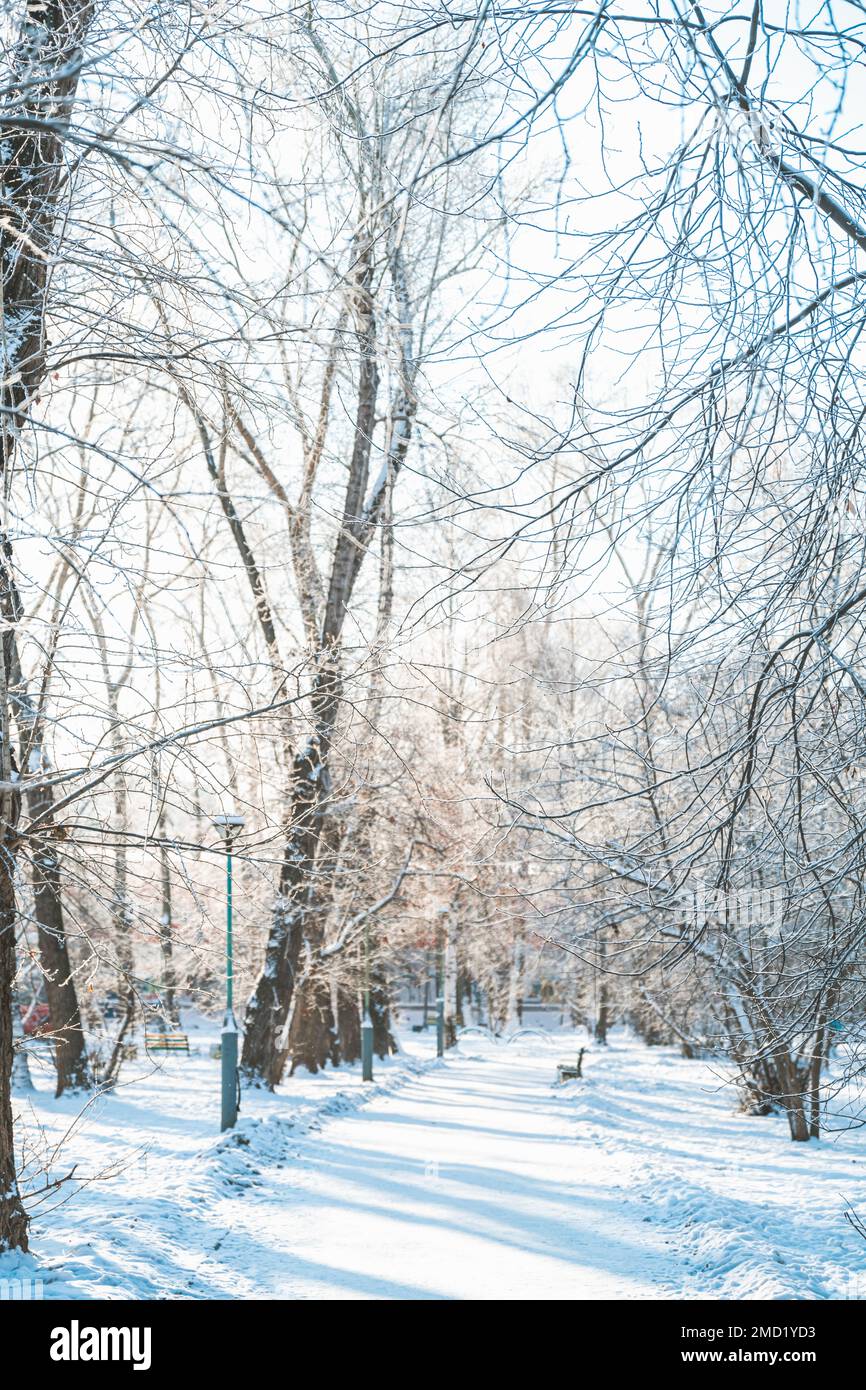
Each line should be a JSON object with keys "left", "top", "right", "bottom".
{"left": 2, "top": 1019, "right": 865, "bottom": 1300}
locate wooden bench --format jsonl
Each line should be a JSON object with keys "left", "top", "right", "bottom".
{"left": 145, "top": 1032, "right": 190, "bottom": 1055}
{"left": 556, "top": 1047, "right": 586, "bottom": 1083}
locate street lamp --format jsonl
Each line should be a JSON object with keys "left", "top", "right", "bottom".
{"left": 212, "top": 812, "right": 245, "bottom": 1130}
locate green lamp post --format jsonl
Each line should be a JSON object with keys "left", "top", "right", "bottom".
{"left": 213, "top": 812, "right": 245, "bottom": 1130}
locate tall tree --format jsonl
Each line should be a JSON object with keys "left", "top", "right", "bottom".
{"left": 0, "top": 0, "right": 95, "bottom": 1253}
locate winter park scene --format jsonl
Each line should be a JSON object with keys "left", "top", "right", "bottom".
{"left": 3, "top": 0, "right": 866, "bottom": 1322}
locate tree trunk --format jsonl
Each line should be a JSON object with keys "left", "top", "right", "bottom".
{"left": 111, "top": 767, "right": 136, "bottom": 1041}
{"left": 336, "top": 982, "right": 361, "bottom": 1064}
{"left": 158, "top": 841, "right": 178, "bottom": 1024}
{"left": 0, "top": 867, "right": 29, "bottom": 1250}
{"left": 594, "top": 981, "right": 610, "bottom": 1044}
{"left": 775, "top": 1051, "right": 811, "bottom": 1141}
{"left": 0, "top": 660, "right": 27, "bottom": 1248}
{"left": 100, "top": 990, "right": 135, "bottom": 1091}
{"left": 289, "top": 798, "right": 345, "bottom": 1072}
{"left": 455, "top": 968, "right": 470, "bottom": 1029}
{"left": 808, "top": 1019, "right": 827, "bottom": 1139}
{"left": 443, "top": 924, "right": 458, "bottom": 1046}
{"left": 29, "top": 841, "right": 90, "bottom": 1094}
{"left": 0, "top": 552, "right": 28, "bottom": 1247}
{"left": 0, "top": 0, "right": 95, "bottom": 1244}
{"left": 4, "top": 616, "right": 91, "bottom": 1096}
{"left": 241, "top": 738, "right": 325, "bottom": 1087}
{"left": 594, "top": 935, "right": 610, "bottom": 1044}
{"left": 786, "top": 1099, "right": 811, "bottom": 1142}
{"left": 289, "top": 969, "right": 336, "bottom": 1075}
{"left": 370, "top": 967, "right": 396, "bottom": 1058}
{"left": 10, "top": 958, "right": 33, "bottom": 1094}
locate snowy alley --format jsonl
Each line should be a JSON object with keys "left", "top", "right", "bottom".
{"left": 4, "top": 1022, "right": 865, "bottom": 1302}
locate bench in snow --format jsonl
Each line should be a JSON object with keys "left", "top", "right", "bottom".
{"left": 145, "top": 1032, "right": 190, "bottom": 1055}
{"left": 556, "top": 1048, "right": 586, "bottom": 1083}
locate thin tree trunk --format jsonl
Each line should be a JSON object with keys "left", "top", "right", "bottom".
{"left": 336, "top": 978, "right": 362, "bottom": 1064}
{"left": 0, "top": 860, "right": 28, "bottom": 1249}
{"left": 444, "top": 927, "right": 458, "bottom": 1047}
{"left": 0, "top": 638, "right": 27, "bottom": 1249}
{"left": 25, "top": 774, "right": 90, "bottom": 1093}
{"left": 10, "top": 950, "right": 33, "bottom": 1094}
{"left": 594, "top": 934, "right": 610, "bottom": 1044}
{"left": 595, "top": 982, "right": 610, "bottom": 1045}
{"left": 158, "top": 836, "right": 178, "bottom": 1024}
{"left": 370, "top": 964, "right": 396, "bottom": 1058}
{"left": 3, "top": 603, "right": 90, "bottom": 1095}
{"left": 808, "top": 1019, "right": 827, "bottom": 1140}
{"left": 100, "top": 991, "right": 136, "bottom": 1091}
{"left": 504, "top": 935, "right": 523, "bottom": 1032}
{"left": 84, "top": 600, "right": 140, "bottom": 1058}
{"left": 455, "top": 969, "right": 470, "bottom": 1029}
{"left": 110, "top": 718, "right": 135, "bottom": 1036}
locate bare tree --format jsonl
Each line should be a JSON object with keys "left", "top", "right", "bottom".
{"left": 0, "top": 0, "right": 95, "bottom": 1253}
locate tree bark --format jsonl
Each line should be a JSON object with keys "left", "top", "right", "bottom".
{"left": 336, "top": 980, "right": 361, "bottom": 1064}
{"left": 240, "top": 738, "right": 324, "bottom": 1087}
{"left": 10, "top": 958, "right": 33, "bottom": 1093}
{"left": 370, "top": 966, "right": 396, "bottom": 1058}
{"left": 3, "top": 632, "right": 91, "bottom": 1096}
{"left": 288, "top": 799, "right": 344, "bottom": 1073}
{"left": 0, "top": 618, "right": 27, "bottom": 1249}
{"left": 0, "top": 0, "right": 95, "bottom": 1241}
{"left": 594, "top": 981, "right": 610, "bottom": 1045}
{"left": 808, "top": 1018, "right": 828, "bottom": 1140}
{"left": 288, "top": 969, "right": 335, "bottom": 1075}
{"left": 594, "top": 934, "right": 610, "bottom": 1044}
{"left": 0, "top": 860, "right": 28, "bottom": 1250}
{"left": 24, "top": 772, "right": 90, "bottom": 1093}
{"left": 158, "top": 834, "right": 178, "bottom": 1025}
{"left": 775, "top": 1051, "right": 811, "bottom": 1141}
{"left": 109, "top": 702, "right": 136, "bottom": 1038}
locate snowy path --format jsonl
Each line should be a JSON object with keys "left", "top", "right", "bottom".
{"left": 203, "top": 1045, "right": 675, "bottom": 1300}
{"left": 6, "top": 1023, "right": 866, "bottom": 1300}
